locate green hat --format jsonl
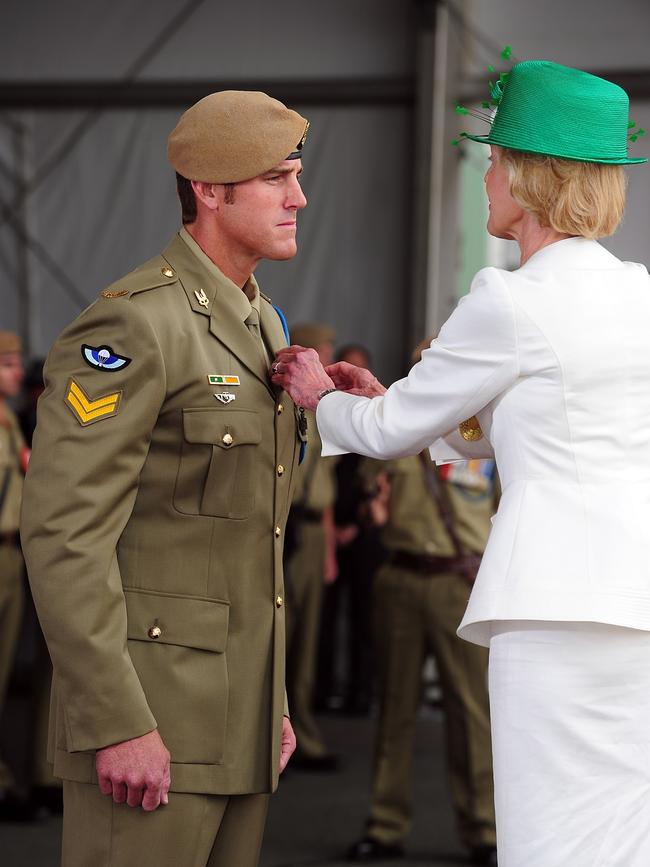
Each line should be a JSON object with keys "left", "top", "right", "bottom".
{"left": 464, "top": 60, "right": 647, "bottom": 165}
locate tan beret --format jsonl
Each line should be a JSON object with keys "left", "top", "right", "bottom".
{"left": 0, "top": 331, "right": 22, "bottom": 355}
{"left": 290, "top": 323, "right": 336, "bottom": 349}
{"left": 168, "top": 90, "right": 309, "bottom": 183}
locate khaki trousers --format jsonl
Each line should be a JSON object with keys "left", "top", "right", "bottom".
{"left": 367, "top": 564, "right": 496, "bottom": 849}
{"left": 0, "top": 541, "right": 24, "bottom": 789}
{"left": 285, "top": 521, "right": 327, "bottom": 758}
{"left": 62, "top": 781, "right": 269, "bottom": 867}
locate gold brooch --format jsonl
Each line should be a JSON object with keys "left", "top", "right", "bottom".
{"left": 459, "top": 416, "right": 483, "bottom": 442}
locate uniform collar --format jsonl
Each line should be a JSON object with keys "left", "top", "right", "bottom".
{"left": 178, "top": 227, "right": 262, "bottom": 321}
{"left": 163, "top": 232, "right": 272, "bottom": 389}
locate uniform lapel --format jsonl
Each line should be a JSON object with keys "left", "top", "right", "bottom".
{"left": 258, "top": 288, "right": 289, "bottom": 356}
{"left": 208, "top": 295, "right": 270, "bottom": 386}
{"left": 162, "top": 234, "right": 272, "bottom": 389}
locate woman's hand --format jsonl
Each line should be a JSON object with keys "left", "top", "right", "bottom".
{"left": 271, "top": 346, "right": 335, "bottom": 411}
{"left": 325, "top": 361, "right": 387, "bottom": 398}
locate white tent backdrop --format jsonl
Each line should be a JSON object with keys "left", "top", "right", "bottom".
{"left": 1, "top": 0, "right": 415, "bottom": 380}
{"left": 14, "top": 105, "right": 411, "bottom": 381}
{"left": 1, "top": 0, "right": 649, "bottom": 381}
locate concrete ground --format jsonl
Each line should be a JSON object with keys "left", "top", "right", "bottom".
{"left": 1, "top": 709, "right": 470, "bottom": 867}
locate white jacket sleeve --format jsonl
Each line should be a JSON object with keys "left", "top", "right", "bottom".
{"left": 428, "top": 425, "right": 496, "bottom": 464}
{"left": 317, "top": 268, "right": 519, "bottom": 458}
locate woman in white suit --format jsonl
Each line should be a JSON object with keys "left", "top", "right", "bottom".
{"left": 272, "top": 60, "right": 650, "bottom": 866}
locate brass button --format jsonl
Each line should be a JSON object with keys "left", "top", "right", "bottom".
{"left": 148, "top": 625, "right": 162, "bottom": 640}
{"left": 277, "top": 403, "right": 284, "bottom": 415}
{"left": 277, "top": 464, "right": 285, "bottom": 476}
{"left": 275, "top": 526, "right": 282, "bottom": 538}
{"left": 276, "top": 595, "right": 284, "bottom": 608}
{"left": 161, "top": 267, "right": 175, "bottom": 278}
{"left": 222, "top": 433, "right": 234, "bottom": 447}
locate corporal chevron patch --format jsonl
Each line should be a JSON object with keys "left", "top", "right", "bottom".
{"left": 65, "top": 378, "right": 122, "bottom": 426}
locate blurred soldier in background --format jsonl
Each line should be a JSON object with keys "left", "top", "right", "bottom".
{"left": 17, "top": 358, "right": 46, "bottom": 447}
{"left": 347, "top": 338, "right": 497, "bottom": 866}
{"left": 317, "top": 344, "right": 385, "bottom": 715}
{"left": 285, "top": 323, "right": 339, "bottom": 770}
{"left": 0, "top": 330, "right": 29, "bottom": 820}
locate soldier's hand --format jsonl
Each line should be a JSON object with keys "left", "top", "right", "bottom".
{"left": 96, "top": 729, "right": 171, "bottom": 811}
{"left": 279, "top": 715, "right": 296, "bottom": 774}
{"left": 271, "top": 346, "right": 335, "bottom": 410}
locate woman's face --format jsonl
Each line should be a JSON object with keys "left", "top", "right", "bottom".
{"left": 484, "top": 146, "right": 525, "bottom": 240}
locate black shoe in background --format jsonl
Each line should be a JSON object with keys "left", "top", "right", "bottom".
{"left": 347, "top": 836, "right": 405, "bottom": 861}
{"left": 0, "top": 791, "right": 42, "bottom": 822}
{"left": 469, "top": 845, "right": 498, "bottom": 866}
{"left": 291, "top": 752, "right": 340, "bottom": 772}
{"left": 32, "top": 785, "right": 64, "bottom": 816}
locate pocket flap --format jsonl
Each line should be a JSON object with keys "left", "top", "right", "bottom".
{"left": 182, "top": 408, "right": 262, "bottom": 449}
{"left": 124, "top": 588, "right": 229, "bottom": 653}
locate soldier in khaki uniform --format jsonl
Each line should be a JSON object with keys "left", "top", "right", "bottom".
{"left": 347, "top": 453, "right": 498, "bottom": 866}
{"left": 0, "top": 331, "right": 27, "bottom": 808}
{"left": 284, "top": 323, "right": 338, "bottom": 768}
{"left": 21, "top": 91, "right": 309, "bottom": 867}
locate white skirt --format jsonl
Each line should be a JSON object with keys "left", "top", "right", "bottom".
{"left": 489, "top": 621, "right": 650, "bottom": 867}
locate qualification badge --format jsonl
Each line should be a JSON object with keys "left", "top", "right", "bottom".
{"left": 81, "top": 344, "right": 131, "bottom": 372}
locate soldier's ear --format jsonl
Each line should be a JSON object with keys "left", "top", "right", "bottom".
{"left": 191, "top": 181, "right": 221, "bottom": 213}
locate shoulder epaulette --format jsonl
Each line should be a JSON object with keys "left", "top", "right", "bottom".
{"left": 99, "top": 257, "right": 179, "bottom": 300}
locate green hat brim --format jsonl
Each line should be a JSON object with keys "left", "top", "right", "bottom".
{"left": 463, "top": 133, "right": 648, "bottom": 165}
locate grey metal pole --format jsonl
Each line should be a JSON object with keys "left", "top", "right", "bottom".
{"left": 12, "top": 119, "right": 32, "bottom": 358}
{"left": 424, "top": 1, "right": 462, "bottom": 338}
{"left": 410, "top": 0, "right": 462, "bottom": 354}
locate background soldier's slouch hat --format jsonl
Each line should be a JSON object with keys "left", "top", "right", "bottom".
{"left": 289, "top": 323, "right": 336, "bottom": 349}
{"left": 167, "top": 90, "right": 309, "bottom": 183}
{"left": 0, "top": 331, "right": 22, "bottom": 355}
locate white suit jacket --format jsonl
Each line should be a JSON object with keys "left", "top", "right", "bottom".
{"left": 318, "top": 238, "right": 650, "bottom": 646}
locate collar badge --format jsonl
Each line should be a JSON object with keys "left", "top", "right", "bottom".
{"left": 194, "top": 288, "right": 210, "bottom": 308}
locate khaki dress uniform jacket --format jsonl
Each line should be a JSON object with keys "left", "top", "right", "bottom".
{"left": 361, "top": 456, "right": 497, "bottom": 851}
{"left": 21, "top": 233, "right": 301, "bottom": 797}
{"left": 0, "top": 407, "right": 26, "bottom": 789}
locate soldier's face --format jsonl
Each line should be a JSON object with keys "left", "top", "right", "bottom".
{"left": 0, "top": 352, "right": 24, "bottom": 399}
{"left": 215, "top": 160, "right": 307, "bottom": 262}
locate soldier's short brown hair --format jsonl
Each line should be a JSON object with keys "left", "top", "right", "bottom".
{"left": 176, "top": 174, "right": 239, "bottom": 223}
{"left": 176, "top": 173, "right": 197, "bottom": 224}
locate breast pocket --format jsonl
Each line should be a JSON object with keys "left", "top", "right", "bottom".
{"left": 124, "top": 588, "right": 230, "bottom": 764}
{"left": 174, "top": 408, "right": 261, "bottom": 519}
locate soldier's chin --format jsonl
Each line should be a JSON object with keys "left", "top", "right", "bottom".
{"left": 267, "top": 240, "right": 299, "bottom": 261}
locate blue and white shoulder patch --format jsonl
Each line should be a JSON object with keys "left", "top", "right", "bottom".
{"left": 81, "top": 344, "right": 132, "bottom": 372}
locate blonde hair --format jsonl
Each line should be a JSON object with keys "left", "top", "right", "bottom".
{"left": 500, "top": 148, "right": 627, "bottom": 238}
